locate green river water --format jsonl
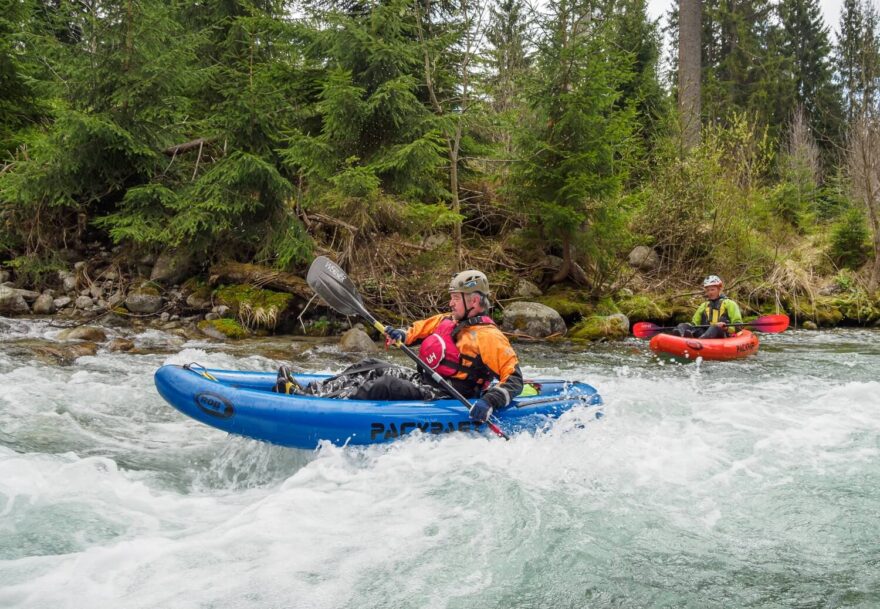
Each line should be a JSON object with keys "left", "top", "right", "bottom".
{"left": 0, "top": 318, "right": 877, "bottom": 608}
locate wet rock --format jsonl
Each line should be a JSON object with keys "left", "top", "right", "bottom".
{"left": 0, "top": 270, "right": 9, "bottom": 283}
{"left": 617, "top": 295, "right": 670, "bottom": 322}
{"left": 150, "top": 248, "right": 196, "bottom": 285}
{"left": 339, "top": 327, "right": 378, "bottom": 353}
{"left": 100, "top": 312, "right": 131, "bottom": 327}
{"left": 33, "top": 341, "right": 98, "bottom": 365}
{"left": 422, "top": 233, "right": 449, "bottom": 250}
{"left": 186, "top": 292, "right": 212, "bottom": 310}
{"left": 75, "top": 295, "right": 94, "bottom": 309}
{"left": 628, "top": 246, "right": 660, "bottom": 272}
{"left": 61, "top": 273, "right": 78, "bottom": 292}
{"left": 125, "top": 292, "right": 163, "bottom": 314}
{"left": 9, "top": 287, "right": 40, "bottom": 302}
{"left": 54, "top": 296, "right": 72, "bottom": 309}
{"left": 514, "top": 279, "right": 543, "bottom": 299}
{"left": 801, "top": 320, "right": 818, "bottom": 330}
{"left": 570, "top": 313, "right": 630, "bottom": 341}
{"left": 198, "top": 318, "right": 248, "bottom": 340}
{"left": 0, "top": 286, "right": 31, "bottom": 315}
{"left": 59, "top": 326, "right": 107, "bottom": 342}
{"left": 107, "top": 291, "right": 125, "bottom": 308}
{"left": 32, "top": 293, "right": 57, "bottom": 315}
{"left": 541, "top": 255, "right": 565, "bottom": 274}
{"left": 501, "top": 301, "right": 567, "bottom": 338}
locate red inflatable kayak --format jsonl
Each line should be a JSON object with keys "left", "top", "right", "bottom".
{"left": 649, "top": 330, "right": 760, "bottom": 361}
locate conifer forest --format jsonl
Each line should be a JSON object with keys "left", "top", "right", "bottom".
{"left": 2, "top": 0, "right": 880, "bottom": 322}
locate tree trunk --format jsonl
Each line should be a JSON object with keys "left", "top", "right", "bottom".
{"left": 679, "top": 0, "right": 701, "bottom": 152}
{"left": 849, "top": 114, "right": 880, "bottom": 292}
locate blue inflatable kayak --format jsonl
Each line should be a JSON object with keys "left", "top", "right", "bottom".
{"left": 154, "top": 364, "right": 602, "bottom": 449}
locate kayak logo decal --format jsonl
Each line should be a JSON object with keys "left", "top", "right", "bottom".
{"left": 324, "top": 260, "right": 348, "bottom": 283}
{"left": 685, "top": 340, "right": 704, "bottom": 350}
{"left": 194, "top": 392, "right": 235, "bottom": 419}
{"left": 736, "top": 341, "right": 757, "bottom": 353}
{"left": 370, "top": 421, "right": 483, "bottom": 440}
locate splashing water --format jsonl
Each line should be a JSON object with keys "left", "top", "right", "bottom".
{"left": 1, "top": 320, "right": 878, "bottom": 608}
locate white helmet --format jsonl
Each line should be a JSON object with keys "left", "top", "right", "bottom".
{"left": 449, "top": 270, "right": 490, "bottom": 295}
{"left": 703, "top": 275, "right": 723, "bottom": 287}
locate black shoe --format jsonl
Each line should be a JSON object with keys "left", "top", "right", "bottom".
{"left": 273, "top": 365, "right": 305, "bottom": 395}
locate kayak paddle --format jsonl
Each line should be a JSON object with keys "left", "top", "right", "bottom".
{"left": 632, "top": 314, "right": 790, "bottom": 339}
{"left": 306, "top": 256, "right": 510, "bottom": 440}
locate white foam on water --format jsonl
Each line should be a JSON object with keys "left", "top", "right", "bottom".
{"left": 1, "top": 322, "right": 879, "bottom": 607}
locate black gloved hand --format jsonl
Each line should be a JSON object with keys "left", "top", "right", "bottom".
{"left": 469, "top": 398, "right": 493, "bottom": 423}
{"left": 384, "top": 325, "right": 406, "bottom": 342}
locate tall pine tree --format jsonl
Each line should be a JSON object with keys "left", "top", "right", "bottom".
{"left": 777, "top": 0, "right": 844, "bottom": 158}
{"left": 512, "top": 0, "right": 637, "bottom": 286}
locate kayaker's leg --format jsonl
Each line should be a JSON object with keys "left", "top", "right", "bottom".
{"left": 672, "top": 323, "right": 698, "bottom": 337}
{"left": 272, "top": 365, "right": 307, "bottom": 394}
{"left": 699, "top": 325, "right": 726, "bottom": 339}
{"left": 352, "top": 375, "right": 427, "bottom": 400}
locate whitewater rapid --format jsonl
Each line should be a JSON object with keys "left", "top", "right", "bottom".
{"left": 1, "top": 319, "right": 877, "bottom": 608}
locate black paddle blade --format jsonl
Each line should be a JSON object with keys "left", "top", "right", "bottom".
{"left": 306, "top": 256, "right": 370, "bottom": 319}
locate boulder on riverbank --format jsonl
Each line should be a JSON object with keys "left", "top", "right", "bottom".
{"left": 198, "top": 318, "right": 249, "bottom": 340}
{"left": 501, "top": 301, "right": 567, "bottom": 338}
{"left": 0, "top": 286, "right": 31, "bottom": 315}
{"left": 570, "top": 313, "right": 630, "bottom": 341}
{"left": 58, "top": 326, "right": 108, "bottom": 342}
{"left": 339, "top": 326, "right": 378, "bottom": 353}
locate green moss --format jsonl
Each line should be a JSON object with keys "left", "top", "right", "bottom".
{"left": 795, "top": 297, "right": 844, "bottom": 327}
{"left": 302, "top": 318, "right": 336, "bottom": 337}
{"left": 214, "top": 284, "right": 293, "bottom": 330}
{"left": 617, "top": 295, "right": 672, "bottom": 322}
{"left": 828, "top": 293, "right": 880, "bottom": 323}
{"left": 182, "top": 278, "right": 211, "bottom": 300}
{"left": 134, "top": 281, "right": 161, "bottom": 296}
{"left": 198, "top": 318, "right": 249, "bottom": 339}
{"left": 594, "top": 297, "right": 621, "bottom": 316}
{"left": 570, "top": 314, "right": 629, "bottom": 341}
{"left": 535, "top": 288, "right": 593, "bottom": 320}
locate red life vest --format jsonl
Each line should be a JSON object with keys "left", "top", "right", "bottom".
{"left": 418, "top": 316, "right": 495, "bottom": 379}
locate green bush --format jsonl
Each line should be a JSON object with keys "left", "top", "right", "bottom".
{"left": 829, "top": 208, "right": 870, "bottom": 269}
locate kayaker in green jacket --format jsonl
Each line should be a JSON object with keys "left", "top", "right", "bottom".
{"left": 673, "top": 275, "right": 743, "bottom": 339}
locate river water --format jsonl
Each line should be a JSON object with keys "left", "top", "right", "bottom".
{"left": 0, "top": 318, "right": 877, "bottom": 608}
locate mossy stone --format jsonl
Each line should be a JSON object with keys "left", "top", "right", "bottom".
{"left": 535, "top": 288, "right": 593, "bottom": 320}
{"left": 214, "top": 284, "right": 293, "bottom": 330}
{"left": 570, "top": 314, "right": 629, "bottom": 341}
{"left": 198, "top": 318, "right": 249, "bottom": 339}
{"left": 617, "top": 295, "right": 670, "bottom": 322}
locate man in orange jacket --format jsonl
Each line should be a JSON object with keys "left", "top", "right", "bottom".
{"left": 276, "top": 270, "right": 523, "bottom": 423}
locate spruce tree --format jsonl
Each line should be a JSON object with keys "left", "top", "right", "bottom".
{"left": 777, "top": 0, "right": 845, "bottom": 157}
{"left": 1, "top": 0, "right": 199, "bottom": 258}
{"left": 278, "top": 0, "right": 460, "bottom": 254}
{"left": 512, "top": 0, "right": 636, "bottom": 286}
{"left": 484, "top": 0, "right": 534, "bottom": 158}
{"left": 835, "top": 0, "right": 880, "bottom": 121}
{"left": 0, "top": 0, "right": 41, "bottom": 155}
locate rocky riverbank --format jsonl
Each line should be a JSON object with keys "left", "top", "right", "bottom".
{"left": 3, "top": 246, "right": 880, "bottom": 362}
